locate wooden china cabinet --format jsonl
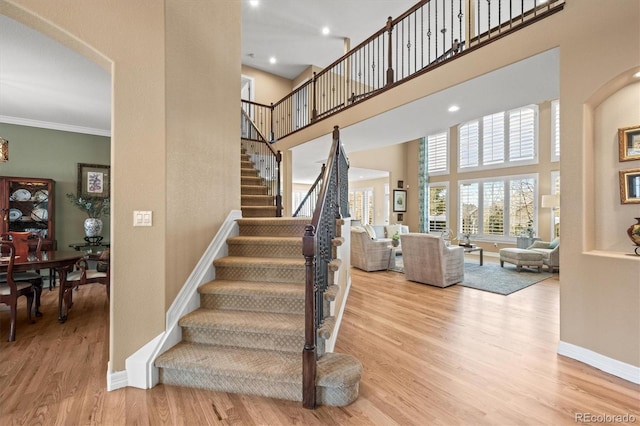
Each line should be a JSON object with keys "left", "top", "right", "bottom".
{"left": 0, "top": 176, "right": 56, "bottom": 250}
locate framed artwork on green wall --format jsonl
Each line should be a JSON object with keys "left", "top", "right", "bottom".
{"left": 77, "top": 163, "right": 110, "bottom": 199}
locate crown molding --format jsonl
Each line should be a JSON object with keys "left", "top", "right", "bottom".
{"left": 0, "top": 115, "right": 111, "bottom": 137}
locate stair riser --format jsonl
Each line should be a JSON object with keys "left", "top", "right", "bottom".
{"left": 158, "top": 369, "right": 359, "bottom": 406}
{"left": 181, "top": 327, "right": 303, "bottom": 353}
{"left": 160, "top": 369, "right": 304, "bottom": 401}
{"left": 241, "top": 208, "right": 278, "bottom": 218}
{"left": 200, "top": 294, "right": 304, "bottom": 314}
{"left": 241, "top": 196, "right": 275, "bottom": 206}
{"left": 238, "top": 224, "right": 307, "bottom": 237}
{"left": 241, "top": 186, "right": 268, "bottom": 195}
{"left": 241, "top": 177, "right": 263, "bottom": 185}
{"left": 215, "top": 265, "right": 305, "bottom": 283}
{"left": 227, "top": 243, "right": 301, "bottom": 258}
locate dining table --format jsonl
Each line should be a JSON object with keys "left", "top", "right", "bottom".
{"left": 0, "top": 250, "right": 84, "bottom": 323}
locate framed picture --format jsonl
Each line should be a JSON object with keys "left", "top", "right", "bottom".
{"left": 397, "top": 213, "right": 404, "bottom": 221}
{"left": 77, "top": 163, "right": 110, "bottom": 199}
{"left": 619, "top": 168, "right": 640, "bottom": 204}
{"left": 618, "top": 125, "right": 640, "bottom": 161}
{"left": 393, "top": 189, "right": 407, "bottom": 212}
{"left": 397, "top": 180, "right": 404, "bottom": 189}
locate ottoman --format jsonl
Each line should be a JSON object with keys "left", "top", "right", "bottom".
{"left": 499, "top": 248, "right": 544, "bottom": 273}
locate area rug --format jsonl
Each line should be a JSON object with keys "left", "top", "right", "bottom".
{"left": 389, "top": 256, "right": 553, "bottom": 295}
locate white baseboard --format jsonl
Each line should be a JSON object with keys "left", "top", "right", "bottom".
{"left": 107, "top": 366, "right": 128, "bottom": 391}
{"left": 557, "top": 341, "right": 640, "bottom": 384}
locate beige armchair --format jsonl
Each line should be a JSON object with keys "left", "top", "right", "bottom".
{"left": 400, "top": 233, "right": 464, "bottom": 288}
{"left": 350, "top": 227, "right": 392, "bottom": 272}
{"left": 527, "top": 238, "right": 560, "bottom": 273}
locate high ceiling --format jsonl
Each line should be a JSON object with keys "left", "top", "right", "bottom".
{"left": 0, "top": 1, "right": 558, "bottom": 184}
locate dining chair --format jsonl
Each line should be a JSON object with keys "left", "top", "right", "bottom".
{"left": 2, "top": 232, "right": 44, "bottom": 316}
{"left": 0, "top": 241, "right": 35, "bottom": 341}
{"left": 66, "top": 248, "right": 110, "bottom": 303}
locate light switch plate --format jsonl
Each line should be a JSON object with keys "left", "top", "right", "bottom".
{"left": 133, "top": 210, "right": 152, "bottom": 226}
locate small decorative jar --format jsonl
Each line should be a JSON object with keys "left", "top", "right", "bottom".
{"left": 627, "top": 217, "right": 640, "bottom": 256}
{"left": 84, "top": 218, "right": 103, "bottom": 237}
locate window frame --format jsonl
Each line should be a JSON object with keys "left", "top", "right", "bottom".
{"left": 458, "top": 173, "right": 539, "bottom": 243}
{"left": 427, "top": 182, "right": 449, "bottom": 233}
{"left": 551, "top": 99, "right": 560, "bottom": 162}
{"left": 457, "top": 105, "right": 539, "bottom": 172}
{"left": 426, "top": 130, "right": 449, "bottom": 175}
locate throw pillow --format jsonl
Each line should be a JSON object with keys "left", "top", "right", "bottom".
{"left": 386, "top": 224, "right": 401, "bottom": 239}
{"left": 351, "top": 225, "right": 366, "bottom": 233}
{"left": 363, "top": 224, "right": 377, "bottom": 240}
{"left": 548, "top": 237, "right": 560, "bottom": 249}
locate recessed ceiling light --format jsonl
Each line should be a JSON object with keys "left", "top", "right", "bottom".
{"left": 448, "top": 105, "right": 460, "bottom": 112}
{"left": 249, "top": 0, "right": 259, "bottom": 7}
{"left": 634, "top": 71, "right": 640, "bottom": 78}
{"left": 322, "top": 27, "right": 330, "bottom": 36}
{"left": 269, "top": 57, "right": 277, "bottom": 64}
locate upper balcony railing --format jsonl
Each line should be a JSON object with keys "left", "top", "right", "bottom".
{"left": 242, "top": 0, "right": 564, "bottom": 142}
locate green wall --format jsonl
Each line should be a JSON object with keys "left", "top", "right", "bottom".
{"left": 0, "top": 123, "right": 111, "bottom": 250}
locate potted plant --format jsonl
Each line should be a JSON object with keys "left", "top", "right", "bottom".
{"left": 66, "top": 193, "right": 110, "bottom": 237}
{"left": 391, "top": 231, "right": 400, "bottom": 247}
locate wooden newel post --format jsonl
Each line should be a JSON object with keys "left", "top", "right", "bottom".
{"left": 386, "top": 16, "right": 394, "bottom": 86}
{"left": 275, "top": 150, "right": 282, "bottom": 217}
{"left": 302, "top": 225, "right": 317, "bottom": 409}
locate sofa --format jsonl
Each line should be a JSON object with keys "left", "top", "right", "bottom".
{"left": 350, "top": 224, "right": 409, "bottom": 272}
{"left": 527, "top": 238, "right": 560, "bottom": 273}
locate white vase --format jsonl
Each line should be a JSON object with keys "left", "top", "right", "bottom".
{"left": 84, "top": 218, "right": 103, "bottom": 237}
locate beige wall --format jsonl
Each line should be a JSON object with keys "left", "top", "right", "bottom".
{"left": 241, "top": 65, "right": 293, "bottom": 105}
{"left": 2, "top": 0, "right": 241, "bottom": 371}
{"left": 0, "top": 123, "right": 111, "bottom": 249}
{"left": 560, "top": 0, "right": 640, "bottom": 367}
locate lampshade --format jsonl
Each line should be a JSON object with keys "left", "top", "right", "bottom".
{"left": 541, "top": 194, "right": 559, "bottom": 208}
{"left": 0, "top": 136, "right": 7, "bottom": 162}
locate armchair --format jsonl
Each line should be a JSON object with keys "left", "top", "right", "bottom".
{"left": 527, "top": 238, "right": 560, "bottom": 273}
{"left": 400, "top": 233, "right": 464, "bottom": 288}
{"left": 350, "top": 227, "right": 392, "bottom": 272}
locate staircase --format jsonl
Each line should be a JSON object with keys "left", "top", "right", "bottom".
{"left": 154, "top": 217, "right": 362, "bottom": 406}
{"left": 240, "top": 145, "right": 278, "bottom": 218}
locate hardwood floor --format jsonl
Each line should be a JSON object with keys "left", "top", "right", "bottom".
{"left": 1, "top": 268, "right": 638, "bottom": 425}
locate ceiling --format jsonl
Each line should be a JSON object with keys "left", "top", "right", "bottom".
{"left": 0, "top": 1, "right": 558, "bottom": 184}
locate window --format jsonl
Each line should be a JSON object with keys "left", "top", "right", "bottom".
{"left": 427, "top": 131, "right": 448, "bottom": 174}
{"left": 459, "top": 121, "right": 479, "bottom": 168}
{"left": 349, "top": 188, "right": 374, "bottom": 224}
{"left": 551, "top": 100, "right": 560, "bottom": 162}
{"left": 458, "top": 174, "right": 537, "bottom": 240}
{"left": 459, "top": 105, "right": 538, "bottom": 170}
{"left": 428, "top": 183, "right": 448, "bottom": 232}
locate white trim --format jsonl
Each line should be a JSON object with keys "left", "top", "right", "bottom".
{"left": 557, "top": 341, "right": 640, "bottom": 384}
{"left": 106, "top": 361, "right": 128, "bottom": 391}
{"left": 0, "top": 115, "right": 111, "bottom": 137}
{"left": 124, "top": 210, "right": 242, "bottom": 389}
{"left": 325, "top": 218, "right": 352, "bottom": 353}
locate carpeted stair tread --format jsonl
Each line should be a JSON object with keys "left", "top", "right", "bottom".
{"left": 155, "top": 342, "right": 362, "bottom": 388}
{"left": 179, "top": 309, "right": 304, "bottom": 335}
{"left": 214, "top": 256, "right": 305, "bottom": 268}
